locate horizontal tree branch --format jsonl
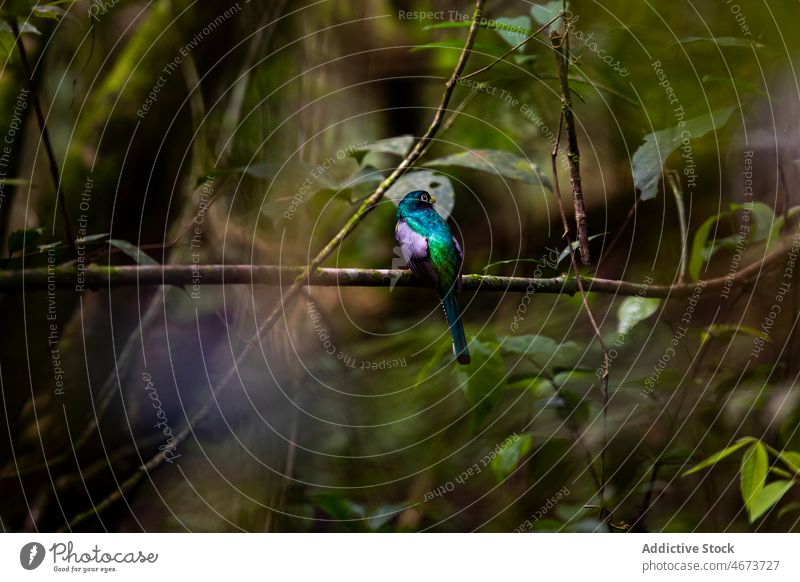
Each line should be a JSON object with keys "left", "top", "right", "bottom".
{"left": 0, "top": 242, "right": 784, "bottom": 297}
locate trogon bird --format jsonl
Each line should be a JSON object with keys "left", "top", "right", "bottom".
{"left": 395, "top": 190, "right": 470, "bottom": 364}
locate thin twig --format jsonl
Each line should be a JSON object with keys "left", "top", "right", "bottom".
{"left": 58, "top": 0, "right": 488, "bottom": 531}
{"left": 634, "top": 459, "right": 662, "bottom": 532}
{"left": 458, "top": 13, "right": 561, "bottom": 81}
{"left": 667, "top": 171, "right": 689, "bottom": 284}
{"left": 8, "top": 19, "right": 77, "bottom": 256}
{"left": 550, "top": 112, "right": 611, "bottom": 524}
{"left": 550, "top": 20, "right": 591, "bottom": 265}
{"left": 777, "top": 165, "right": 798, "bottom": 379}
{"left": 437, "top": 90, "right": 479, "bottom": 138}
{"left": 602, "top": 197, "right": 640, "bottom": 261}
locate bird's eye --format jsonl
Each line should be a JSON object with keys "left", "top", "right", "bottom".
{"left": 420, "top": 193, "right": 429, "bottom": 202}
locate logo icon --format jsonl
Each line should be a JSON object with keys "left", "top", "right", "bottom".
{"left": 20, "top": 542, "right": 45, "bottom": 570}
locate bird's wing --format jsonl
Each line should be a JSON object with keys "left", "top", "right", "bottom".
{"left": 396, "top": 220, "right": 438, "bottom": 286}
{"left": 452, "top": 235, "right": 464, "bottom": 290}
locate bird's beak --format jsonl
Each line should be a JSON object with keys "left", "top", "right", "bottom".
{"left": 429, "top": 195, "right": 437, "bottom": 204}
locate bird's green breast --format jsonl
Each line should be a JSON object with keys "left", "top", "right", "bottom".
{"left": 400, "top": 211, "right": 460, "bottom": 292}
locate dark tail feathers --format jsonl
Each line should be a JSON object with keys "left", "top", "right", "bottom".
{"left": 442, "top": 294, "right": 470, "bottom": 365}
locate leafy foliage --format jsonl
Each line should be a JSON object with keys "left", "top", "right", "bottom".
{"left": 108, "top": 240, "right": 158, "bottom": 265}
{"left": 491, "top": 433, "right": 534, "bottom": 481}
{"left": 684, "top": 439, "right": 799, "bottom": 522}
{"left": 453, "top": 338, "right": 507, "bottom": 428}
{"left": 688, "top": 202, "right": 777, "bottom": 280}
{"left": 632, "top": 107, "right": 736, "bottom": 201}
{"left": 616, "top": 296, "right": 660, "bottom": 336}
{"left": 1, "top": 0, "right": 797, "bottom": 536}
{"left": 426, "top": 149, "right": 552, "bottom": 190}
{"left": 7, "top": 227, "right": 44, "bottom": 256}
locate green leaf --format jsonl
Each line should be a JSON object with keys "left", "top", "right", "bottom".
{"left": 425, "top": 21, "right": 476, "bottom": 31}
{"left": 746, "top": 202, "right": 777, "bottom": 245}
{"left": 556, "top": 233, "right": 607, "bottom": 264}
{"left": 701, "top": 324, "right": 768, "bottom": 346}
{"left": 416, "top": 340, "right": 454, "bottom": 384}
{"left": 681, "top": 36, "right": 767, "bottom": 51}
{"left": 554, "top": 388, "right": 591, "bottom": 425}
{"left": 513, "top": 54, "right": 537, "bottom": 66}
{"left": 201, "top": 159, "right": 338, "bottom": 191}
{"left": 35, "top": 241, "right": 64, "bottom": 253}
{"left": 453, "top": 339, "right": 506, "bottom": 428}
{"left": 483, "top": 257, "right": 555, "bottom": 272}
{"left": 777, "top": 501, "right": 800, "bottom": 519}
{"left": 109, "top": 239, "right": 158, "bottom": 265}
{"left": 531, "top": 1, "right": 566, "bottom": 27}
{"left": 0, "top": 177, "right": 29, "bottom": 186}
{"left": 500, "top": 334, "right": 560, "bottom": 356}
{"left": 747, "top": 480, "right": 794, "bottom": 522}
{"left": 771, "top": 467, "right": 793, "bottom": 479}
{"left": 498, "top": 335, "right": 581, "bottom": 369}
{"left": 689, "top": 212, "right": 728, "bottom": 281}
{"left": 632, "top": 107, "right": 736, "bottom": 201}
{"left": 331, "top": 165, "right": 384, "bottom": 203}
{"left": 682, "top": 438, "right": 756, "bottom": 476}
{"left": 722, "top": 202, "right": 777, "bottom": 248}
{"left": 702, "top": 75, "right": 765, "bottom": 98}
{"left": 566, "top": 72, "right": 640, "bottom": 107}
{"left": 616, "top": 296, "right": 661, "bottom": 336}
{"left": 506, "top": 376, "right": 552, "bottom": 398}
{"left": 366, "top": 503, "right": 405, "bottom": 531}
{"left": 32, "top": 5, "right": 65, "bottom": 19}
{"left": 493, "top": 16, "right": 531, "bottom": 49}
{"left": 7, "top": 227, "right": 44, "bottom": 256}
{"left": 767, "top": 206, "right": 800, "bottom": 249}
{"left": 425, "top": 149, "right": 552, "bottom": 190}
{"left": 411, "top": 41, "right": 507, "bottom": 55}
{"left": 386, "top": 170, "right": 455, "bottom": 219}
{"left": 690, "top": 203, "right": 777, "bottom": 275}
{"left": 362, "top": 135, "right": 414, "bottom": 159}
{"left": 0, "top": 13, "right": 41, "bottom": 55}
{"left": 491, "top": 433, "right": 534, "bottom": 481}
{"left": 425, "top": 13, "right": 553, "bottom": 36}
{"left": 75, "top": 233, "right": 110, "bottom": 244}
{"left": 0, "top": 19, "right": 39, "bottom": 35}
{"left": 777, "top": 451, "right": 800, "bottom": 474}
{"left": 0, "top": 31, "right": 13, "bottom": 58}
{"left": 740, "top": 442, "right": 768, "bottom": 506}
{"left": 310, "top": 493, "right": 365, "bottom": 521}
{"left": 552, "top": 369, "right": 596, "bottom": 392}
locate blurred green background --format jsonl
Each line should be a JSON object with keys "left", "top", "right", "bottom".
{"left": 1, "top": 0, "right": 799, "bottom": 532}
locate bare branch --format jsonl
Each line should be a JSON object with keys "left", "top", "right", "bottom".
{"left": 8, "top": 19, "right": 77, "bottom": 256}
{"left": 667, "top": 171, "right": 689, "bottom": 284}
{"left": 0, "top": 242, "right": 786, "bottom": 296}
{"left": 551, "top": 109, "right": 610, "bottom": 524}
{"left": 550, "top": 22, "right": 591, "bottom": 265}
{"left": 0, "top": 244, "right": 787, "bottom": 297}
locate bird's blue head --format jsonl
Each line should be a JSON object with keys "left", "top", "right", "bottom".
{"left": 397, "top": 190, "right": 437, "bottom": 217}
